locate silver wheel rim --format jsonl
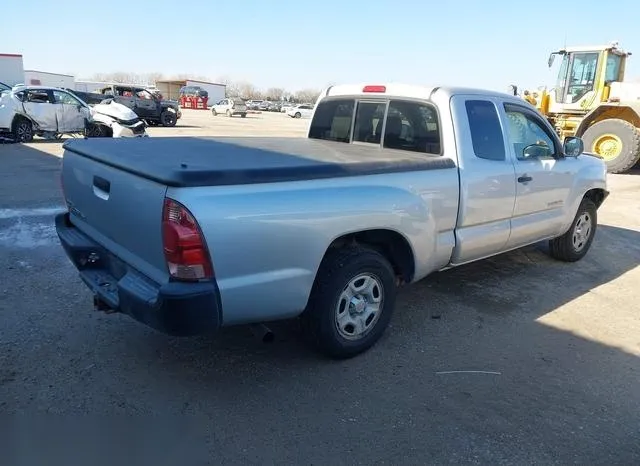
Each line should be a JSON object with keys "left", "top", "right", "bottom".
{"left": 572, "top": 212, "right": 592, "bottom": 252}
{"left": 17, "top": 122, "right": 32, "bottom": 141}
{"left": 335, "top": 273, "right": 384, "bottom": 340}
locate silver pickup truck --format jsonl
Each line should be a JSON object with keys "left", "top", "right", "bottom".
{"left": 55, "top": 83, "right": 609, "bottom": 359}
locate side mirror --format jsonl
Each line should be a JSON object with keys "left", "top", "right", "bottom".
{"left": 548, "top": 53, "right": 556, "bottom": 68}
{"left": 563, "top": 136, "right": 584, "bottom": 157}
{"left": 522, "top": 142, "right": 553, "bottom": 159}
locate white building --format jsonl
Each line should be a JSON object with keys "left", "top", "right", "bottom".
{"left": 0, "top": 53, "right": 25, "bottom": 86}
{"left": 74, "top": 80, "right": 124, "bottom": 93}
{"left": 24, "top": 70, "right": 75, "bottom": 89}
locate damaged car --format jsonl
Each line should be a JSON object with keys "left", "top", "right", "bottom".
{"left": 0, "top": 85, "right": 147, "bottom": 142}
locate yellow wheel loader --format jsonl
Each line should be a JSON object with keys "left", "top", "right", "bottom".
{"left": 522, "top": 42, "right": 640, "bottom": 173}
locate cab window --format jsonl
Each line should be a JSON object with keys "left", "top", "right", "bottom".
{"left": 504, "top": 103, "right": 558, "bottom": 160}
{"left": 382, "top": 100, "right": 441, "bottom": 154}
{"left": 308, "top": 99, "right": 355, "bottom": 143}
{"left": 309, "top": 97, "right": 442, "bottom": 154}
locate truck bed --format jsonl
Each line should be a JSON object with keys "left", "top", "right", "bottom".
{"left": 62, "top": 137, "right": 455, "bottom": 187}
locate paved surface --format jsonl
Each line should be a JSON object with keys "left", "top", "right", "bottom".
{"left": 1, "top": 111, "right": 639, "bottom": 465}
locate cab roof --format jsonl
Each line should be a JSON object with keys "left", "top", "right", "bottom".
{"left": 321, "top": 83, "right": 521, "bottom": 102}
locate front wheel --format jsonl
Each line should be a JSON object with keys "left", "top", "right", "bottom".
{"left": 211, "top": 108, "right": 217, "bottom": 116}
{"left": 301, "top": 245, "right": 397, "bottom": 359}
{"left": 294, "top": 112, "right": 301, "bottom": 118}
{"left": 85, "top": 123, "right": 108, "bottom": 138}
{"left": 160, "top": 110, "right": 177, "bottom": 127}
{"left": 548, "top": 198, "right": 598, "bottom": 262}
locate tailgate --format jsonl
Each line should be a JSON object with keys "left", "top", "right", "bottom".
{"left": 62, "top": 150, "right": 169, "bottom": 284}
{"left": 233, "top": 100, "right": 247, "bottom": 111}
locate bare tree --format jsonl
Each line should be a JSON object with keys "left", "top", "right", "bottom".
{"left": 216, "top": 76, "right": 241, "bottom": 98}
{"left": 294, "top": 88, "right": 321, "bottom": 104}
{"left": 88, "top": 72, "right": 155, "bottom": 85}
{"left": 173, "top": 73, "right": 213, "bottom": 82}
{"left": 265, "top": 87, "right": 285, "bottom": 101}
{"left": 145, "top": 72, "right": 165, "bottom": 85}
{"left": 236, "top": 81, "right": 263, "bottom": 100}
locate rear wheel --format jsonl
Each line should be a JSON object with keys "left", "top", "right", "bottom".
{"left": 241, "top": 113, "right": 247, "bottom": 118}
{"left": 211, "top": 108, "right": 217, "bottom": 116}
{"left": 294, "top": 112, "right": 301, "bottom": 118}
{"left": 160, "top": 110, "right": 177, "bottom": 127}
{"left": 12, "top": 118, "right": 33, "bottom": 142}
{"left": 301, "top": 245, "right": 397, "bottom": 359}
{"left": 226, "top": 110, "right": 232, "bottom": 117}
{"left": 581, "top": 119, "right": 640, "bottom": 174}
{"left": 548, "top": 198, "right": 598, "bottom": 262}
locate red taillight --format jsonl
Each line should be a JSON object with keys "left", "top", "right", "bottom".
{"left": 162, "top": 198, "right": 213, "bottom": 281}
{"left": 362, "top": 85, "right": 386, "bottom": 93}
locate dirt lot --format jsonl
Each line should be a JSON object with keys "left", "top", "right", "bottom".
{"left": 1, "top": 109, "right": 639, "bottom": 464}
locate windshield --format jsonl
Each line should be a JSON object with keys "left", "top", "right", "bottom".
{"left": 0, "top": 81, "right": 10, "bottom": 97}
{"left": 555, "top": 52, "right": 599, "bottom": 104}
{"left": 554, "top": 54, "right": 569, "bottom": 103}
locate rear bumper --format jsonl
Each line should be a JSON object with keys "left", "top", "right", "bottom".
{"left": 55, "top": 212, "right": 222, "bottom": 336}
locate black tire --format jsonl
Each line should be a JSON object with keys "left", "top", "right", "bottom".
{"left": 226, "top": 110, "right": 232, "bottom": 117}
{"left": 581, "top": 119, "right": 640, "bottom": 174}
{"left": 12, "top": 118, "right": 33, "bottom": 142}
{"left": 548, "top": 198, "right": 598, "bottom": 262}
{"left": 85, "top": 123, "right": 108, "bottom": 138}
{"left": 212, "top": 108, "right": 217, "bottom": 116}
{"left": 160, "top": 110, "right": 177, "bottom": 127}
{"left": 301, "top": 245, "right": 397, "bottom": 359}
{"left": 294, "top": 112, "right": 301, "bottom": 118}
{"left": 240, "top": 113, "right": 247, "bottom": 118}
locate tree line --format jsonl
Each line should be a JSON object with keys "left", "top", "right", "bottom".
{"left": 88, "top": 72, "right": 322, "bottom": 103}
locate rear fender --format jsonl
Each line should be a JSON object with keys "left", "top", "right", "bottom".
{"left": 11, "top": 111, "right": 40, "bottom": 131}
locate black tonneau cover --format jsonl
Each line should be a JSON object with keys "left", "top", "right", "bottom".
{"left": 62, "top": 137, "right": 455, "bottom": 187}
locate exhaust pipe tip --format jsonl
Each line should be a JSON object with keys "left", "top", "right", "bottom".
{"left": 250, "top": 323, "right": 275, "bottom": 343}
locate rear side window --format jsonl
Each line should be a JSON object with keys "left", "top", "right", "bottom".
{"left": 309, "top": 99, "right": 355, "bottom": 142}
{"left": 383, "top": 100, "right": 441, "bottom": 154}
{"left": 465, "top": 100, "right": 506, "bottom": 161}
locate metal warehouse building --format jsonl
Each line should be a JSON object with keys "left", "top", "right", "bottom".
{"left": 0, "top": 53, "right": 25, "bottom": 86}
{"left": 155, "top": 79, "right": 226, "bottom": 104}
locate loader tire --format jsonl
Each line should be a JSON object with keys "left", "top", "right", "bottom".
{"left": 581, "top": 119, "right": 640, "bottom": 174}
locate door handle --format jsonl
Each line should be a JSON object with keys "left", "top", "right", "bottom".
{"left": 92, "top": 175, "right": 110, "bottom": 200}
{"left": 518, "top": 175, "right": 533, "bottom": 183}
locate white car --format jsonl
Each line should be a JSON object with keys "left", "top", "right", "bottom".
{"left": 211, "top": 98, "right": 247, "bottom": 118}
{"left": 280, "top": 102, "right": 296, "bottom": 113}
{"left": 0, "top": 85, "right": 147, "bottom": 142}
{"left": 287, "top": 103, "right": 314, "bottom": 119}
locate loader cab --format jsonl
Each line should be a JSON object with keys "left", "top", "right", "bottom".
{"left": 547, "top": 43, "right": 629, "bottom": 113}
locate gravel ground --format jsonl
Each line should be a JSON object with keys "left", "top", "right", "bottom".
{"left": 1, "top": 111, "right": 639, "bottom": 465}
